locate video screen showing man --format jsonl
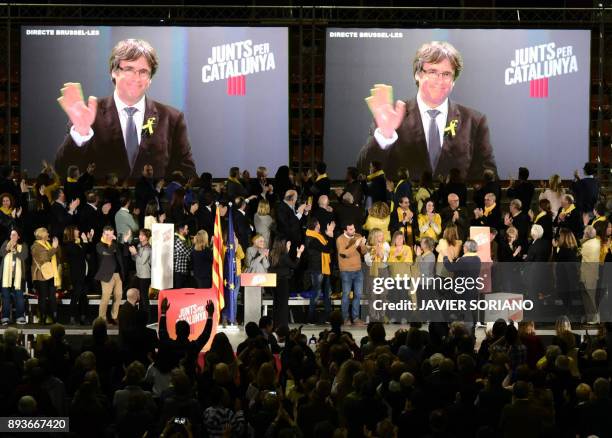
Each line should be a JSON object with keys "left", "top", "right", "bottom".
{"left": 55, "top": 39, "right": 197, "bottom": 180}
{"left": 356, "top": 41, "right": 498, "bottom": 181}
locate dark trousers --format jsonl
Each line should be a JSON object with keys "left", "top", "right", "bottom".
{"left": 173, "top": 272, "right": 190, "bottom": 289}
{"left": 35, "top": 279, "right": 57, "bottom": 322}
{"left": 138, "top": 277, "right": 151, "bottom": 322}
{"left": 273, "top": 277, "right": 290, "bottom": 328}
{"left": 69, "top": 275, "right": 89, "bottom": 320}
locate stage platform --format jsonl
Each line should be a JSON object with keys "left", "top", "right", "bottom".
{"left": 0, "top": 322, "right": 591, "bottom": 353}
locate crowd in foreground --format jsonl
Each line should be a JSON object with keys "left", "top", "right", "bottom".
{"left": 0, "top": 159, "right": 610, "bottom": 436}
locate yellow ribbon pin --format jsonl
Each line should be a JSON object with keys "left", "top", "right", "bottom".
{"left": 444, "top": 119, "right": 458, "bottom": 137}
{"left": 142, "top": 117, "right": 156, "bottom": 135}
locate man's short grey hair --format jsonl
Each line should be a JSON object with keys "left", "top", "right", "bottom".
{"left": 420, "top": 236, "right": 435, "bottom": 250}
{"left": 342, "top": 192, "right": 354, "bottom": 204}
{"left": 531, "top": 224, "right": 544, "bottom": 240}
{"left": 564, "top": 194, "right": 575, "bottom": 204}
{"left": 583, "top": 225, "right": 596, "bottom": 240}
{"left": 464, "top": 239, "right": 478, "bottom": 253}
{"left": 510, "top": 199, "right": 522, "bottom": 211}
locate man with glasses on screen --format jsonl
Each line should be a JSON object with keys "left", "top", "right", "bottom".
{"left": 357, "top": 41, "right": 497, "bottom": 182}
{"left": 55, "top": 38, "right": 197, "bottom": 181}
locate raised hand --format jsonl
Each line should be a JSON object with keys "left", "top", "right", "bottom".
{"left": 57, "top": 83, "right": 97, "bottom": 135}
{"left": 161, "top": 297, "right": 170, "bottom": 313}
{"left": 52, "top": 237, "right": 59, "bottom": 248}
{"left": 365, "top": 83, "right": 406, "bottom": 139}
{"left": 205, "top": 299, "right": 215, "bottom": 316}
{"left": 297, "top": 244, "right": 305, "bottom": 256}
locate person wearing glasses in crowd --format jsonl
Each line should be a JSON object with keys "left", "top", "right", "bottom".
{"left": 357, "top": 40, "right": 497, "bottom": 181}
{"left": 55, "top": 38, "right": 197, "bottom": 181}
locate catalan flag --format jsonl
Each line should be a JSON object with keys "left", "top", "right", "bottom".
{"left": 212, "top": 203, "right": 224, "bottom": 311}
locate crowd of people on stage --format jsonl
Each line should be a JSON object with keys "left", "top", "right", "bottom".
{"left": 0, "top": 159, "right": 607, "bottom": 328}
{"left": 0, "top": 159, "right": 611, "bottom": 437}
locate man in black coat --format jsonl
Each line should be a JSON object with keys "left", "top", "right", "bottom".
{"left": 233, "top": 197, "right": 253, "bottom": 252}
{"left": 95, "top": 226, "right": 127, "bottom": 324}
{"left": 389, "top": 195, "right": 419, "bottom": 247}
{"left": 472, "top": 192, "right": 502, "bottom": 232}
{"left": 440, "top": 193, "right": 469, "bottom": 242}
{"left": 443, "top": 239, "right": 482, "bottom": 327}
{"left": 310, "top": 162, "right": 331, "bottom": 207}
{"left": 134, "top": 163, "right": 164, "bottom": 222}
{"left": 364, "top": 160, "right": 389, "bottom": 205}
{"left": 571, "top": 162, "right": 600, "bottom": 215}
{"left": 49, "top": 188, "right": 79, "bottom": 240}
{"left": 196, "top": 191, "right": 216, "bottom": 238}
{"left": 63, "top": 163, "right": 95, "bottom": 205}
{"left": 506, "top": 167, "right": 535, "bottom": 212}
{"left": 554, "top": 194, "right": 584, "bottom": 240}
{"left": 504, "top": 199, "right": 530, "bottom": 249}
{"left": 276, "top": 189, "right": 310, "bottom": 246}
{"left": 78, "top": 190, "right": 113, "bottom": 243}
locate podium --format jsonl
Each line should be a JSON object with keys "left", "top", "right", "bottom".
{"left": 158, "top": 288, "right": 219, "bottom": 352}
{"left": 241, "top": 273, "right": 276, "bottom": 324}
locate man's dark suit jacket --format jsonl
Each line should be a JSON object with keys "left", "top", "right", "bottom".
{"left": 571, "top": 177, "right": 600, "bottom": 214}
{"left": 233, "top": 208, "right": 253, "bottom": 251}
{"left": 507, "top": 180, "right": 535, "bottom": 212}
{"left": 276, "top": 201, "right": 305, "bottom": 245}
{"left": 64, "top": 172, "right": 94, "bottom": 205}
{"left": 49, "top": 202, "right": 75, "bottom": 240}
{"left": 554, "top": 206, "right": 584, "bottom": 239}
{"left": 55, "top": 96, "right": 197, "bottom": 180}
{"left": 471, "top": 205, "right": 502, "bottom": 232}
{"left": 135, "top": 176, "right": 163, "bottom": 213}
{"left": 440, "top": 206, "right": 469, "bottom": 242}
{"left": 357, "top": 98, "right": 497, "bottom": 181}
{"left": 78, "top": 203, "right": 112, "bottom": 242}
{"left": 95, "top": 241, "right": 125, "bottom": 283}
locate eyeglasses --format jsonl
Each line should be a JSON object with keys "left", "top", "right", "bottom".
{"left": 421, "top": 69, "right": 454, "bottom": 82}
{"left": 117, "top": 66, "right": 152, "bottom": 79}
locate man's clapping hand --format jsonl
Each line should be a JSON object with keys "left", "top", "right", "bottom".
{"left": 57, "top": 83, "right": 97, "bottom": 136}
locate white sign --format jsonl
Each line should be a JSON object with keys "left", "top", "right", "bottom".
{"left": 151, "top": 223, "right": 175, "bottom": 290}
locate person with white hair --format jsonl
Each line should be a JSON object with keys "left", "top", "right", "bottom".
{"left": 581, "top": 225, "right": 601, "bottom": 323}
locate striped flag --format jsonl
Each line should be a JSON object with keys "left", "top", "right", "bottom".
{"left": 212, "top": 204, "right": 225, "bottom": 311}
{"left": 224, "top": 205, "right": 238, "bottom": 323}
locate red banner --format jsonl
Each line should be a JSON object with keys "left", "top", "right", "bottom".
{"left": 158, "top": 288, "right": 219, "bottom": 352}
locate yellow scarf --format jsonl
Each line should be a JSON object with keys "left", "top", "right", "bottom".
{"left": 592, "top": 215, "right": 606, "bottom": 225}
{"left": 0, "top": 206, "right": 12, "bottom": 216}
{"left": 463, "top": 252, "right": 479, "bottom": 257}
{"left": 67, "top": 177, "right": 78, "bottom": 183}
{"left": 2, "top": 244, "right": 22, "bottom": 288}
{"left": 101, "top": 236, "right": 113, "bottom": 246}
{"left": 35, "top": 240, "right": 60, "bottom": 287}
{"left": 367, "top": 169, "right": 385, "bottom": 182}
{"left": 534, "top": 211, "right": 547, "bottom": 223}
{"left": 561, "top": 204, "right": 576, "bottom": 216}
{"left": 227, "top": 177, "right": 242, "bottom": 186}
{"left": 389, "top": 245, "right": 413, "bottom": 263}
{"left": 305, "top": 229, "right": 331, "bottom": 275}
{"left": 315, "top": 173, "right": 328, "bottom": 182}
{"left": 483, "top": 203, "right": 496, "bottom": 217}
{"left": 175, "top": 232, "right": 186, "bottom": 241}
